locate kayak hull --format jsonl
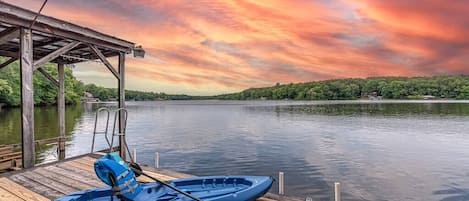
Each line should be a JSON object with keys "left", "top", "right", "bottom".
{"left": 55, "top": 175, "right": 273, "bottom": 201}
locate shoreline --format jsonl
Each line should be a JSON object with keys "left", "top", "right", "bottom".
{"left": 2, "top": 98, "right": 469, "bottom": 108}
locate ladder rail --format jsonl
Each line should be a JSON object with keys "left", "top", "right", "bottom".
{"left": 91, "top": 107, "right": 111, "bottom": 153}
{"left": 109, "top": 108, "right": 134, "bottom": 162}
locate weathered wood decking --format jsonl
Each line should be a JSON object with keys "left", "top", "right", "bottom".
{"left": 0, "top": 154, "right": 302, "bottom": 201}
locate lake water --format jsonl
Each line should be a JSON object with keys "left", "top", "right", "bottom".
{"left": 1, "top": 100, "right": 469, "bottom": 201}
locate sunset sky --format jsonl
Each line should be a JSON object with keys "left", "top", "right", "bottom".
{"left": 10, "top": 0, "right": 469, "bottom": 95}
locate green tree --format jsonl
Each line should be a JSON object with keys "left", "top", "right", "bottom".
{"left": 0, "top": 79, "right": 12, "bottom": 102}
{"left": 0, "top": 57, "right": 83, "bottom": 106}
{"left": 458, "top": 86, "right": 469, "bottom": 99}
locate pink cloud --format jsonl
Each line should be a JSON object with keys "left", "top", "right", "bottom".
{"left": 7, "top": 0, "right": 469, "bottom": 95}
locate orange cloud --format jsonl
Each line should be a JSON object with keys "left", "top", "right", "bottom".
{"left": 8, "top": 0, "right": 469, "bottom": 95}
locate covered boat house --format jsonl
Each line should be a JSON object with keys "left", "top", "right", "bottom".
{"left": 0, "top": 2, "right": 143, "bottom": 168}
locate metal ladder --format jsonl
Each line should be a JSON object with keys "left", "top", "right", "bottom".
{"left": 91, "top": 107, "right": 134, "bottom": 162}
{"left": 109, "top": 108, "right": 135, "bottom": 162}
{"left": 90, "top": 107, "right": 111, "bottom": 153}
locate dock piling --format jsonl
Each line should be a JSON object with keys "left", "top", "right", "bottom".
{"left": 20, "top": 27, "right": 35, "bottom": 168}
{"left": 132, "top": 148, "right": 137, "bottom": 163}
{"left": 155, "top": 152, "right": 159, "bottom": 169}
{"left": 279, "top": 171, "right": 284, "bottom": 196}
{"left": 57, "top": 63, "right": 66, "bottom": 160}
{"left": 334, "top": 182, "right": 341, "bottom": 201}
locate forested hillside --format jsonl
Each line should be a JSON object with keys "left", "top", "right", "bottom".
{"left": 216, "top": 76, "right": 469, "bottom": 100}
{"left": 0, "top": 57, "right": 197, "bottom": 106}
{"left": 3, "top": 54, "right": 469, "bottom": 105}
{"left": 83, "top": 83, "right": 197, "bottom": 101}
{"left": 0, "top": 63, "right": 190, "bottom": 106}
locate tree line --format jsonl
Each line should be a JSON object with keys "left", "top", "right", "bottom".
{"left": 83, "top": 83, "right": 198, "bottom": 101}
{"left": 216, "top": 76, "right": 469, "bottom": 100}
{"left": 3, "top": 55, "right": 469, "bottom": 105}
{"left": 0, "top": 57, "right": 201, "bottom": 107}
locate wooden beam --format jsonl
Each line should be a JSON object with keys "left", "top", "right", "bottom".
{"left": 118, "top": 52, "right": 126, "bottom": 159}
{"left": 57, "top": 63, "right": 65, "bottom": 160}
{"left": 20, "top": 28, "right": 35, "bottom": 169}
{"left": 88, "top": 44, "right": 120, "bottom": 79}
{"left": 37, "top": 67, "right": 59, "bottom": 87}
{"left": 0, "top": 27, "right": 19, "bottom": 45}
{"left": 34, "top": 37, "right": 63, "bottom": 48}
{"left": 0, "top": 57, "right": 16, "bottom": 70}
{"left": 33, "top": 41, "right": 80, "bottom": 70}
{"left": 0, "top": 49, "right": 18, "bottom": 58}
{"left": 1, "top": 37, "right": 64, "bottom": 55}
{"left": 0, "top": 2, "right": 134, "bottom": 53}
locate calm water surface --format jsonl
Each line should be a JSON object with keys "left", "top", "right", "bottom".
{"left": 2, "top": 100, "right": 469, "bottom": 201}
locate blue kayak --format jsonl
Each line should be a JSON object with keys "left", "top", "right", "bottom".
{"left": 56, "top": 175, "right": 273, "bottom": 201}
{"left": 55, "top": 153, "right": 273, "bottom": 201}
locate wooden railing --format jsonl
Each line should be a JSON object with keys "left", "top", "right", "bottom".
{"left": 0, "top": 136, "right": 71, "bottom": 171}
{"left": 0, "top": 145, "right": 21, "bottom": 171}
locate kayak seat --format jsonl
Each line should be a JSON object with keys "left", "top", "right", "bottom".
{"left": 94, "top": 152, "right": 143, "bottom": 200}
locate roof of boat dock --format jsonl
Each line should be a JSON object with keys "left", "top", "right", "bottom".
{"left": 0, "top": 1, "right": 136, "bottom": 64}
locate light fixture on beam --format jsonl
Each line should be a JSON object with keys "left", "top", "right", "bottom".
{"left": 133, "top": 45, "right": 145, "bottom": 58}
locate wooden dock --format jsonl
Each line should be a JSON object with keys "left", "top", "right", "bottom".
{"left": 0, "top": 154, "right": 302, "bottom": 201}
{"left": 0, "top": 137, "right": 69, "bottom": 172}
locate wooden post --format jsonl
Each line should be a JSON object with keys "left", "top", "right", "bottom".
{"left": 279, "top": 171, "right": 284, "bottom": 196}
{"left": 118, "top": 52, "right": 126, "bottom": 160}
{"left": 20, "top": 28, "right": 35, "bottom": 168}
{"left": 57, "top": 63, "right": 66, "bottom": 160}
{"left": 155, "top": 152, "right": 159, "bottom": 169}
{"left": 334, "top": 182, "right": 341, "bottom": 201}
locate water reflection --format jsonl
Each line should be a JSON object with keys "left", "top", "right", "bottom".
{"left": 434, "top": 187, "right": 469, "bottom": 201}
{"left": 1, "top": 100, "right": 469, "bottom": 200}
{"left": 259, "top": 103, "right": 469, "bottom": 116}
{"left": 0, "top": 105, "right": 82, "bottom": 163}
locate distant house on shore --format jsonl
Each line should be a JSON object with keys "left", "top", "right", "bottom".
{"left": 422, "top": 95, "right": 436, "bottom": 100}
{"left": 368, "top": 92, "right": 383, "bottom": 100}
{"left": 81, "top": 92, "right": 99, "bottom": 102}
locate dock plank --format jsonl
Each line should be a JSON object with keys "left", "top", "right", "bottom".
{"left": 9, "top": 174, "right": 62, "bottom": 199}
{"left": 73, "top": 157, "right": 96, "bottom": 167}
{"left": 43, "top": 166, "right": 103, "bottom": 187}
{"left": 19, "top": 171, "right": 77, "bottom": 194}
{"left": 74, "top": 156, "right": 97, "bottom": 164}
{"left": 0, "top": 186, "right": 23, "bottom": 201}
{"left": 0, "top": 177, "right": 49, "bottom": 201}
{"left": 64, "top": 160, "right": 95, "bottom": 172}
{"left": 56, "top": 163, "right": 99, "bottom": 180}
{"left": 33, "top": 168, "right": 95, "bottom": 190}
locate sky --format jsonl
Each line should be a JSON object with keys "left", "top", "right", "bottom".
{"left": 10, "top": 0, "right": 469, "bottom": 95}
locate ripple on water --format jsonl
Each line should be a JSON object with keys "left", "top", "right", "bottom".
{"left": 3, "top": 101, "right": 469, "bottom": 200}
